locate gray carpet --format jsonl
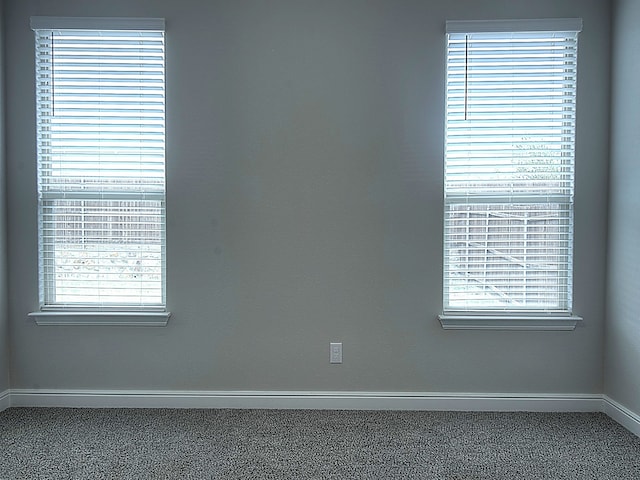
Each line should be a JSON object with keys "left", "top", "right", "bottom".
{"left": 1, "top": 408, "right": 640, "bottom": 479}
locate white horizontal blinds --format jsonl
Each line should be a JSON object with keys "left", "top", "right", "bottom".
{"left": 443, "top": 20, "right": 580, "bottom": 312}
{"left": 34, "top": 19, "right": 166, "bottom": 309}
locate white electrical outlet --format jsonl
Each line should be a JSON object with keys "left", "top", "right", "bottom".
{"left": 330, "top": 342, "right": 342, "bottom": 364}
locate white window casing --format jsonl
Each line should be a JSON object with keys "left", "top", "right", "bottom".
{"left": 32, "top": 17, "right": 167, "bottom": 313}
{"left": 442, "top": 19, "right": 582, "bottom": 320}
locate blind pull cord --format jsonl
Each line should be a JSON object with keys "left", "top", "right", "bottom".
{"left": 51, "top": 33, "right": 55, "bottom": 117}
{"left": 464, "top": 34, "right": 468, "bottom": 121}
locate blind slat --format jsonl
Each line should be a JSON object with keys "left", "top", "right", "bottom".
{"left": 34, "top": 23, "right": 166, "bottom": 309}
{"left": 443, "top": 26, "right": 579, "bottom": 313}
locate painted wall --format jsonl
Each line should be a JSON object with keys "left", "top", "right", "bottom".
{"left": 5, "top": 0, "right": 610, "bottom": 394}
{"left": 605, "top": 0, "right": 640, "bottom": 415}
{"left": 0, "top": 0, "right": 9, "bottom": 395}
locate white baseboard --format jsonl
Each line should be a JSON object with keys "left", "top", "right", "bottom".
{"left": 603, "top": 396, "right": 640, "bottom": 437}
{"left": 8, "top": 389, "right": 603, "bottom": 412}
{"left": 0, "top": 389, "right": 10, "bottom": 412}
{"left": 6, "top": 390, "right": 639, "bottom": 439}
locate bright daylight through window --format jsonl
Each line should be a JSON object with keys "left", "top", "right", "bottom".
{"left": 443, "top": 19, "right": 582, "bottom": 314}
{"left": 32, "top": 17, "right": 166, "bottom": 310}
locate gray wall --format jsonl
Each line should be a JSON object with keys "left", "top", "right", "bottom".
{"left": 6, "top": 0, "right": 610, "bottom": 393}
{"left": 0, "top": 0, "right": 9, "bottom": 395}
{"left": 605, "top": 0, "right": 640, "bottom": 414}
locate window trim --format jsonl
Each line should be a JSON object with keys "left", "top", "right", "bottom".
{"left": 30, "top": 16, "right": 165, "bottom": 31}
{"left": 445, "top": 18, "right": 583, "bottom": 34}
{"left": 28, "top": 311, "right": 171, "bottom": 327}
{"left": 438, "top": 313, "right": 582, "bottom": 331}
{"left": 441, "top": 18, "right": 582, "bottom": 325}
{"left": 30, "top": 16, "right": 168, "bottom": 318}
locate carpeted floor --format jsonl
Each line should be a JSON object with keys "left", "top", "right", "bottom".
{"left": 1, "top": 408, "right": 639, "bottom": 479}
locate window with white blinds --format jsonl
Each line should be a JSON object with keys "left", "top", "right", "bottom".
{"left": 443, "top": 19, "right": 581, "bottom": 313}
{"left": 32, "top": 17, "right": 166, "bottom": 310}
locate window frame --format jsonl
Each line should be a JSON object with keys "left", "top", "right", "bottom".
{"left": 440, "top": 18, "right": 583, "bottom": 330}
{"left": 29, "top": 16, "right": 170, "bottom": 325}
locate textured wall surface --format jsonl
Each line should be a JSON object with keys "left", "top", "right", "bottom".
{"left": 605, "top": 0, "right": 640, "bottom": 415}
{"left": 5, "top": 0, "right": 610, "bottom": 394}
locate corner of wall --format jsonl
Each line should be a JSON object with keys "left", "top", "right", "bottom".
{"left": 0, "top": 0, "right": 10, "bottom": 397}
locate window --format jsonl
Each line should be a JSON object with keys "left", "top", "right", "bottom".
{"left": 31, "top": 17, "right": 166, "bottom": 311}
{"left": 443, "top": 19, "right": 582, "bottom": 317}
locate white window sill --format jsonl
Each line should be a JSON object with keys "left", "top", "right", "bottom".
{"left": 438, "top": 314, "right": 582, "bottom": 331}
{"left": 28, "top": 311, "right": 171, "bottom": 326}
